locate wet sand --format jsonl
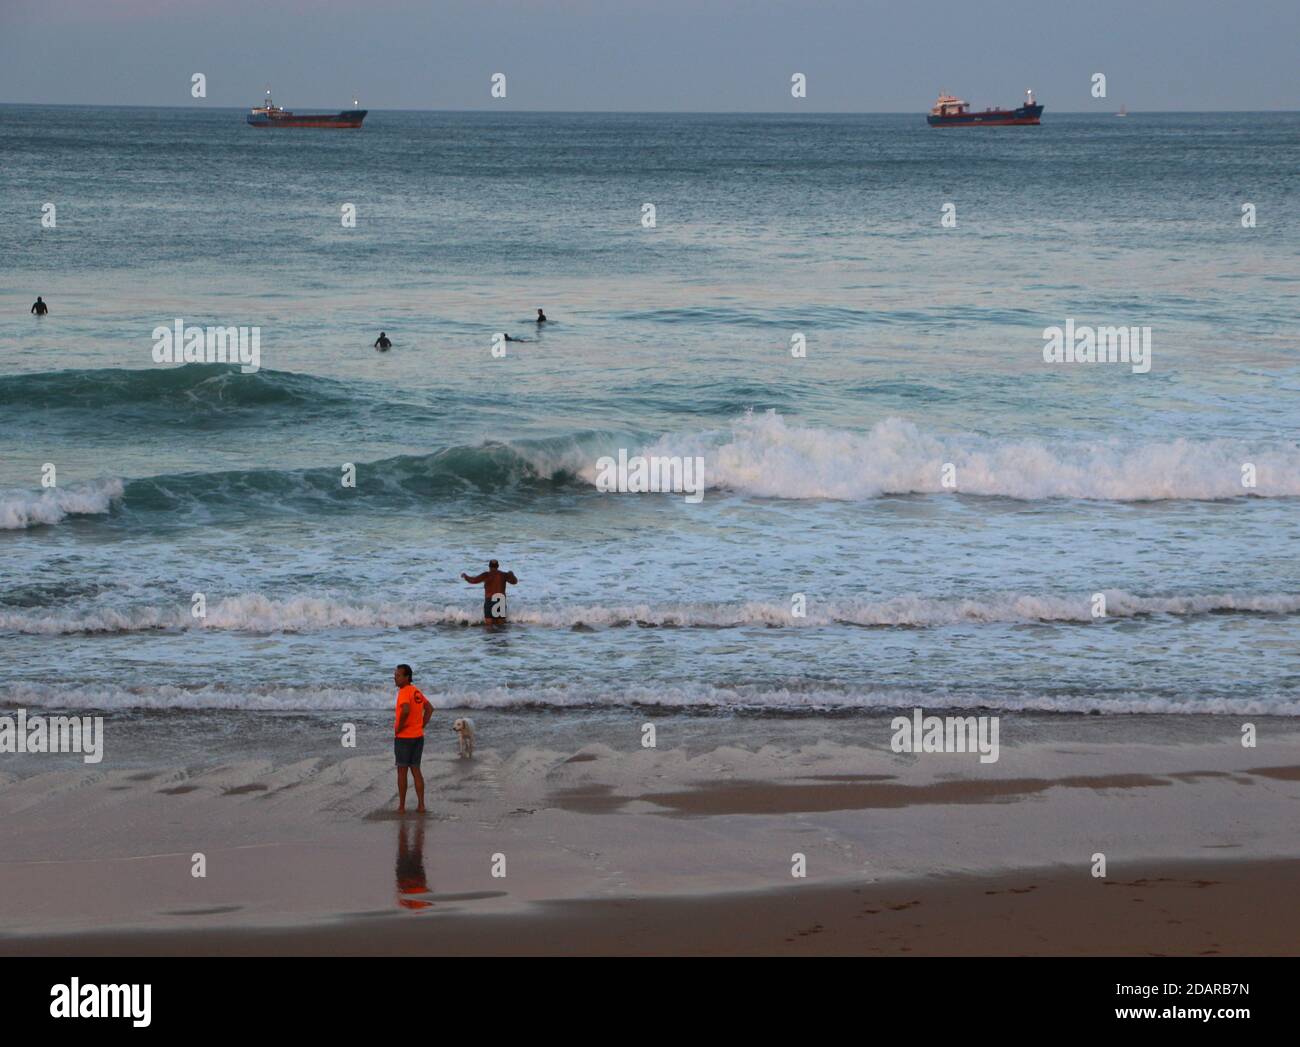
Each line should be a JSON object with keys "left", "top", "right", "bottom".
{"left": 7, "top": 857, "right": 1295, "bottom": 956}
{"left": 1, "top": 716, "right": 1297, "bottom": 955}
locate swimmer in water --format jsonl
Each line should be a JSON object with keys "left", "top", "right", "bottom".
{"left": 31, "top": 296, "right": 48, "bottom": 316}
{"left": 502, "top": 333, "right": 529, "bottom": 342}
{"left": 461, "top": 559, "right": 518, "bottom": 625}
{"left": 374, "top": 332, "right": 392, "bottom": 351}
{"left": 536, "top": 308, "right": 547, "bottom": 323}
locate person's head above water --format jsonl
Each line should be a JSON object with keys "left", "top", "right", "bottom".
{"left": 379, "top": 331, "right": 386, "bottom": 337}
{"left": 489, "top": 559, "right": 499, "bottom": 570}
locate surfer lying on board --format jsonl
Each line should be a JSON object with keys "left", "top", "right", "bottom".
{"left": 374, "top": 331, "right": 392, "bottom": 350}
{"left": 461, "top": 560, "right": 517, "bottom": 624}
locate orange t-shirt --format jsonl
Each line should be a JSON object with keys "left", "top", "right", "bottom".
{"left": 395, "top": 684, "right": 428, "bottom": 738}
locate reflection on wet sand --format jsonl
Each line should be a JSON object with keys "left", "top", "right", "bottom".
{"left": 396, "top": 819, "right": 431, "bottom": 910}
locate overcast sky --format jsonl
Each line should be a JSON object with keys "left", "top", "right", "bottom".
{"left": 1, "top": 0, "right": 1296, "bottom": 112}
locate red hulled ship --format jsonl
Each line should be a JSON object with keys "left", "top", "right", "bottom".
{"left": 927, "top": 89, "right": 1043, "bottom": 127}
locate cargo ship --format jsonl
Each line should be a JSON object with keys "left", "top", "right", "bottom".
{"left": 246, "top": 91, "right": 367, "bottom": 129}
{"left": 927, "top": 89, "right": 1043, "bottom": 127}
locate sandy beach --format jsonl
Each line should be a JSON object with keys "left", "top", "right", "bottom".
{"left": 2, "top": 713, "right": 1296, "bottom": 955}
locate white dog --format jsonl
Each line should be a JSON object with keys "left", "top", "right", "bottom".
{"left": 452, "top": 717, "right": 476, "bottom": 759}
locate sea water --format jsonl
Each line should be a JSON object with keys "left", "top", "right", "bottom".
{"left": 2, "top": 107, "right": 1297, "bottom": 720}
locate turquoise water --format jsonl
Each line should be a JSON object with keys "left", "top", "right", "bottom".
{"left": 2, "top": 106, "right": 1298, "bottom": 714}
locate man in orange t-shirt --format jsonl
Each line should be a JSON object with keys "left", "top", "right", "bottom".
{"left": 393, "top": 664, "right": 433, "bottom": 813}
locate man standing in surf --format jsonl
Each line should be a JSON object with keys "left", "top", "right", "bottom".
{"left": 393, "top": 664, "right": 432, "bottom": 813}
{"left": 461, "top": 559, "right": 518, "bottom": 625}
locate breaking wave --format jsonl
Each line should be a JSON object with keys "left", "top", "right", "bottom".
{"left": 0, "top": 480, "right": 123, "bottom": 530}
{"left": 3, "top": 590, "right": 1297, "bottom": 635}
{"left": 5, "top": 410, "right": 1297, "bottom": 529}
{"left": 634, "top": 411, "right": 1300, "bottom": 501}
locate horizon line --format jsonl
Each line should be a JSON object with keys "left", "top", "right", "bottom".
{"left": 3, "top": 102, "right": 1298, "bottom": 115}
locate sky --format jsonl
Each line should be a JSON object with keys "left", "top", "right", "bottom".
{"left": 0, "top": 0, "right": 1296, "bottom": 112}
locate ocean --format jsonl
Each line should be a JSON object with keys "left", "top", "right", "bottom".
{"left": 2, "top": 105, "right": 1298, "bottom": 725}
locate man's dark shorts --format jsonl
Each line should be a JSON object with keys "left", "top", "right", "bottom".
{"left": 484, "top": 596, "right": 507, "bottom": 620}
{"left": 394, "top": 736, "right": 425, "bottom": 768}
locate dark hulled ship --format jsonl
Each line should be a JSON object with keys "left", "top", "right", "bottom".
{"left": 246, "top": 92, "right": 366, "bottom": 129}
{"left": 927, "top": 89, "right": 1043, "bottom": 127}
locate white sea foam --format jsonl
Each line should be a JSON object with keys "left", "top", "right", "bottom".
{"left": 620, "top": 411, "right": 1300, "bottom": 501}
{"left": 0, "top": 479, "right": 123, "bottom": 529}
{"left": 2, "top": 680, "right": 1296, "bottom": 716}
{"left": 3, "top": 590, "right": 1297, "bottom": 635}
